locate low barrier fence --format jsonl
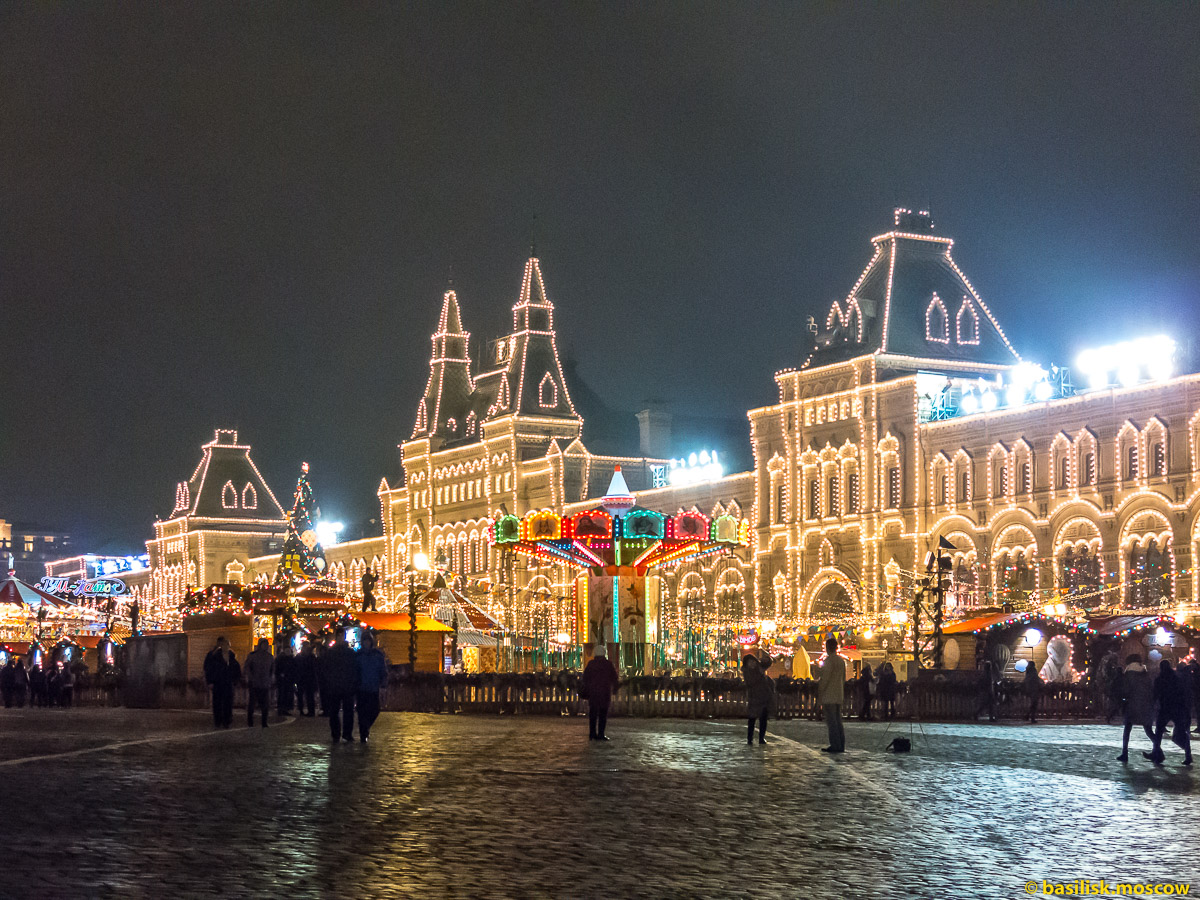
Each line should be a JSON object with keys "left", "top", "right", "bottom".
{"left": 75, "top": 671, "right": 1102, "bottom": 720}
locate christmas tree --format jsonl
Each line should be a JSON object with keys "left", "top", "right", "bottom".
{"left": 278, "top": 461, "right": 327, "bottom": 581}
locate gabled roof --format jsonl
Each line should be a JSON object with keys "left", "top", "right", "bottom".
{"left": 491, "top": 257, "right": 580, "bottom": 422}
{"left": 806, "top": 210, "right": 1022, "bottom": 371}
{"left": 171, "top": 430, "right": 286, "bottom": 521}
{"left": 412, "top": 289, "right": 475, "bottom": 442}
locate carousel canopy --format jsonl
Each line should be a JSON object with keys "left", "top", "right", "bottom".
{"left": 1090, "top": 615, "right": 1197, "bottom": 638}
{"left": 0, "top": 576, "right": 74, "bottom": 610}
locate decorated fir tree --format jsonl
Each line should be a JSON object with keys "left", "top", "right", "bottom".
{"left": 278, "top": 461, "right": 327, "bottom": 581}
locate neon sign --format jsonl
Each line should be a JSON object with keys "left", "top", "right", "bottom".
{"left": 39, "top": 576, "right": 128, "bottom": 599}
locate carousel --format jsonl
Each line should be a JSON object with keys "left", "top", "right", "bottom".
{"left": 490, "top": 467, "right": 751, "bottom": 672}
{"left": 0, "top": 572, "right": 113, "bottom": 668}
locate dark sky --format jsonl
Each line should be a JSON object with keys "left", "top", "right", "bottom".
{"left": 2, "top": 3, "right": 1197, "bottom": 549}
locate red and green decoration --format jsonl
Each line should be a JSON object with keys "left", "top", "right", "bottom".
{"left": 490, "top": 466, "right": 749, "bottom": 572}
{"left": 278, "top": 461, "right": 328, "bottom": 581}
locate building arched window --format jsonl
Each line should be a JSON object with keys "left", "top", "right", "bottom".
{"left": 539, "top": 373, "right": 558, "bottom": 408}
{"left": 956, "top": 297, "right": 980, "bottom": 345}
{"left": 925, "top": 294, "right": 949, "bottom": 343}
{"left": 222, "top": 481, "right": 238, "bottom": 509}
{"left": 241, "top": 483, "right": 257, "bottom": 509}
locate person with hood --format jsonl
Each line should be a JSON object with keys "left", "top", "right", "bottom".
{"left": 356, "top": 631, "right": 388, "bottom": 743}
{"left": 580, "top": 644, "right": 620, "bottom": 741}
{"left": 294, "top": 640, "right": 318, "bottom": 717}
{"left": 877, "top": 661, "right": 898, "bottom": 720}
{"left": 274, "top": 643, "right": 296, "bottom": 717}
{"left": 203, "top": 637, "right": 240, "bottom": 729}
{"left": 1023, "top": 662, "right": 1043, "bottom": 723}
{"left": 12, "top": 660, "right": 29, "bottom": 708}
{"left": 28, "top": 663, "right": 46, "bottom": 708}
{"left": 817, "top": 637, "right": 847, "bottom": 753}
{"left": 243, "top": 638, "right": 274, "bottom": 728}
{"left": 1147, "top": 660, "right": 1193, "bottom": 766}
{"left": 1116, "top": 654, "right": 1155, "bottom": 762}
{"left": 319, "top": 631, "right": 360, "bottom": 743}
{"left": 858, "top": 662, "right": 876, "bottom": 720}
{"left": 743, "top": 652, "right": 776, "bottom": 745}
{"left": 0, "top": 657, "right": 15, "bottom": 707}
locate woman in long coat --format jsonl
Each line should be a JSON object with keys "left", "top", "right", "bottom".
{"left": 744, "top": 653, "right": 776, "bottom": 745}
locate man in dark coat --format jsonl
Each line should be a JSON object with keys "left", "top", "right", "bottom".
{"left": 203, "top": 637, "right": 240, "bottom": 729}
{"left": 274, "top": 644, "right": 296, "bottom": 716}
{"left": 319, "top": 631, "right": 360, "bottom": 743}
{"left": 356, "top": 631, "right": 388, "bottom": 743}
{"left": 1116, "top": 654, "right": 1155, "bottom": 762}
{"left": 294, "top": 640, "right": 318, "bottom": 717}
{"left": 581, "top": 645, "right": 620, "bottom": 741}
{"left": 1, "top": 657, "right": 15, "bottom": 708}
{"left": 743, "top": 653, "right": 775, "bottom": 745}
{"left": 1147, "top": 660, "right": 1193, "bottom": 766}
{"left": 877, "top": 662, "right": 898, "bottom": 720}
{"left": 28, "top": 663, "right": 46, "bottom": 708}
{"left": 1023, "top": 663, "right": 1042, "bottom": 723}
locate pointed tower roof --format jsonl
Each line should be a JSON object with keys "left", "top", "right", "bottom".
{"left": 412, "top": 288, "right": 475, "bottom": 442}
{"left": 601, "top": 465, "right": 635, "bottom": 517}
{"left": 807, "top": 209, "right": 1021, "bottom": 372}
{"left": 485, "top": 256, "right": 579, "bottom": 421}
{"left": 171, "top": 429, "right": 286, "bottom": 521}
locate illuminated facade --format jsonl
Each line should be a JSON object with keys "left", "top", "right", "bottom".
{"left": 140, "top": 211, "right": 1200, "bottom": 638}
{"left": 749, "top": 210, "right": 1200, "bottom": 623}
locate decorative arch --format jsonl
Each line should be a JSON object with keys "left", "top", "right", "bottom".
{"left": 538, "top": 373, "right": 558, "bottom": 408}
{"left": 801, "top": 568, "right": 860, "bottom": 619}
{"left": 993, "top": 522, "right": 1039, "bottom": 606}
{"left": 1053, "top": 516, "right": 1104, "bottom": 605}
{"left": 1119, "top": 507, "right": 1175, "bottom": 607}
{"left": 925, "top": 293, "right": 949, "bottom": 344}
{"left": 956, "top": 296, "right": 980, "bottom": 345}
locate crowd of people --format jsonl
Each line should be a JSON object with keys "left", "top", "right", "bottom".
{"left": 1112, "top": 654, "right": 1196, "bottom": 766}
{"left": 202, "top": 629, "right": 390, "bottom": 743}
{"left": 0, "top": 657, "right": 80, "bottom": 708}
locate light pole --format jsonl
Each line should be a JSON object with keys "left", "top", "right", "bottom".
{"left": 406, "top": 551, "right": 429, "bottom": 673}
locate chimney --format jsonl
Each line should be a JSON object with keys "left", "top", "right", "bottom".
{"left": 636, "top": 406, "right": 672, "bottom": 459}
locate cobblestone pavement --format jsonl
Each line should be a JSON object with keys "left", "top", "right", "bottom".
{"left": 2, "top": 708, "right": 1198, "bottom": 899}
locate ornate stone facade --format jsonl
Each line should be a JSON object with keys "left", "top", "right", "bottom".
{"left": 142, "top": 213, "right": 1200, "bottom": 634}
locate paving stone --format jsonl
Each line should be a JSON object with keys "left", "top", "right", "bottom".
{"left": 1, "top": 708, "right": 1197, "bottom": 898}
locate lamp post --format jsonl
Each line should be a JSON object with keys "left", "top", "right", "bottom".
{"left": 406, "top": 552, "right": 430, "bottom": 673}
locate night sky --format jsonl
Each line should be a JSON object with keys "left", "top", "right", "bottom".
{"left": 2, "top": 3, "right": 1197, "bottom": 550}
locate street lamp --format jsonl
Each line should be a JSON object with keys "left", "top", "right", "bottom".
{"left": 406, "top": 551, "right": 430, "bottom": 672}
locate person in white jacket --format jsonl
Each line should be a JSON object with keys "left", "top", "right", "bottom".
{"left": 817, "top": 637, "right": 847, "bottom": 753}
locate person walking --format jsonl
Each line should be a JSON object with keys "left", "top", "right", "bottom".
{"left": 320, "top": 631, "right": 360, "bottom": 743}
{"left": 275, "top": 643, "right": 296, "bottom": 717}
{"left": 580, "top": 644, "right": 620, "bottom": 741}
{"left": 12, "top": 660, "right": 28, "bottom": 708}
{"left": 1116, "top": 654, "right": 1155, "bottom": 762}
{"left": 858, "top": 663, "right": 876, "bottom": 720}
{"left": 0, "top": 657, "right": 15, "bottom": 708}
{"left": 28, "top": 663, "right": 46, "bottom": 708}
{"left": 743, "top": 652, "right": 775, "bottom": 745}
{"left": 1023, "top": 662, "right": 1042, "bottom": 723}
{"left": 356, "top": 631, "right": 388, "bottom": 743}
{"left": 978, "top": 660, "right": 997, "bottom": 721}
{"left": 361, "top": 569, "right": 379, "bottom": 613}
{"left": 58, "top": 661, "right": 74, "bottom": 707}
{"left": 243, "top": 638, "right": 274, "bottom": 728}
{"left": 877, "top": 661, "right": 898, "bottom": 721}
{"left": 203, "top": 637, "right": 240, "bottom": 729}
{"left": 817, "top": 637, "right": 847, "bottom": 753}
{"left": 1147, "top": 660, "right": 1193, "bottom": 766}
{"left": 294, "top": 640, "right": 318, "bottom": 717}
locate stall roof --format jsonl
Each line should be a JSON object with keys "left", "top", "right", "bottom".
{"left": 943, "top": 612, "right": 1091, "bottom": 636}
{"left": 0, "top": 576, "right": 73, "bottom": 610}
{"left": 356, "top": 612, "right": 452, "bottom": 633}
{"left": 1089, "top": 615, "right": 1197, "bottom": 637}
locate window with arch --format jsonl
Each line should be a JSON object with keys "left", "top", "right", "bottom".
{"left": 1057, "top": 455, "right": 1069, "bottom": 490}
{"left": 827, "top": 474, "right": 839, "bottom": 517}
{"left": 241, "top": 483, "right": 257, "bottom": 509}
{"left": 938, "top": 472, "right": 949, "bottom": 506}
{"left": 808, "top": 479, "right": 819, "bottom": 519}
{"left": 956, "top": 297, "right": 980, "bottom": 345}
{"left": 539, "top": 373, "right": 558, "bottom": 408}
{"left": 846, "top": 469, "right": 860, "bottom": 513}
{"left": 1150, "top": 440, "right": 1165, "bottom": 477}
{"left": 221, "top": 481, "right": 237, "bottom": 509}
{"left": 887, "top": 466, "right": 901, "bottom": 509}
{"left": 1018, "top": 461, "right": 1031, "bottom": 495}
{"left": 1126, "top": 443, "right": 1138, "bottom": 481}
{"left": 925, "top": 294, "right": 950, "bottom": 343}
{"left": 958, "top": 469, "right": 970, "bottom": 503}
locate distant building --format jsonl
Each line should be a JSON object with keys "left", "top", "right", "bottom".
{"left": 0, "top": 518, "right": 73, "bottom": 582}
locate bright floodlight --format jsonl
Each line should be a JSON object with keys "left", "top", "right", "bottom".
{"left": 1023, "top": 628, "right": 1042, "bottom": 646}
{"left": 960, "top": 391, "right": 978, "bottom": 414}
{"left": 413, "top": 551, "right": 430, "bottom": 570}
{"left": 314, "top": 521, "right": 343, "bottom": 546}
{"left": 1077, "top": 334, "right": 1176, "bottom": 391}
{"left": 1034, "top": 380, "right": 1052, "bottom": 402}
{"left": 1117, "top": 363, "right": 1140, "bottom": 388}
{"left": 1005, "top": 385, "right": 1024, "bottom": 407}
{"left": 980, "top": 389, "right": 997, "bottom": 411}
